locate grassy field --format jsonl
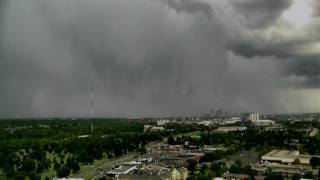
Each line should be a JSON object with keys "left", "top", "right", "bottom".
{"left": 70, "top": 141, "right": 161, "bottom": 179}
{"left": 70, "top": 152, "right": 139, "bottom": 179}
{"left": 37, "top": 152, "right": 138, "bottom": 180}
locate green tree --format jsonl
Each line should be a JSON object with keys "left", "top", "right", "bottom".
{"left": 54, "top": 162, "right": 61, "bottom": 171}
{"left": 57, "top": 166, "right": 71, "bottom": 178}
{"left": 3, "top": 165, "right": 15, "bottom": 178}
{"left": 229, "top": 160, "right": 242, "bottom": 174}
{"left": 137, "top": 146, "right": 146, "bottom": 155}
{"left": 291, "top": 174, "right": 301, "bottom": 180}
{"left": 30, "top": 144, "right": 46, "bottom": 161}
{"left": 87, "top": 154, "right": 94, "bottom": 164}
{"left": 77, "top": 150, "right": 88, "bottom": 163}
{"left": 310, "top": 157, "right": 320, "bottom": 169}
{"left": 229, "top": 164, "right": 241, "bottom": 174}
{"left": 265, "top": 172, "right": 283, "bottom": 180}
{"left": 293, "top": 158, "right": 300, "bottom": 165}
{"left": 302, "top": 171, "right": 314, "bottom": 179}
{"left": 197, "top": 174, "right": 211, "bottom": 180}
{"left": 168, "top": 136, "right": 175, "bottom": 145}
{"left": 107, "top": 153, "right": 113, "bottom": 159}
{"left": 188, "top": 160, "right": 196, "bottom": 174}
{"left": 36, "top": 161, "right": 45, "bottom": 174}
{"left": 21, "top": 157, "right": 36, "bottom": 172}
{"left": 211, "top": 162, "right": 225, "bottom": 177}
{"left": 72, "top": 162, "right": 80, "bottom": 172}
{"left": 66, "top": 157, "right": 80, "bottom": 172}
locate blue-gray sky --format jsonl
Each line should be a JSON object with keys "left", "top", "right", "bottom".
{"left": 0, "top": 0, "right": 320, "bottom": 117}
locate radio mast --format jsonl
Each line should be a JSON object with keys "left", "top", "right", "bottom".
{"left": 90, "top": 81, "right": 94, "bottom": 135}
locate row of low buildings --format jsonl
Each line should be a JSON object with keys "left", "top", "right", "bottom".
{"left": 144, "top": 122, "right": 246, "bottom": 133}
{"left": 250, "top": 149, "right": 320, "bottom": 179}
{"left": 77, "top": 142, "right": 319, "bottom": 180}
{"left": 261, "top": 150, "right": 320, "bottom": 165}
{"left": 144, "top": 125, "right": 166, "bottom": 132}
{"left": 213, "top": 126, "right": 247, "bottom": 133}
{"left": 153, "top": 113, "right": 275, "bottom": 127}
{"left": 105, "top": 144, "right": 201, "bottom": 180}
{"left": 116, "top": 165, "right": 188, "bottom": 180}
{"left": 152, "top": 118, "right": 243, "bottom": 127}
{"left": 144, "top": 113, "right": 275, "bottom": 132}
{"left": 210, "top": 149, "right": 320, "bottom": 180}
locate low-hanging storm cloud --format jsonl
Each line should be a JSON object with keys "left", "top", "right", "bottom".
{"left": 0, "top": 0, "right": 319, "bottom": 117}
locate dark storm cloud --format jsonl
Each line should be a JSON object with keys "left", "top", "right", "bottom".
{"left": 228, "top": 41, "right": 289, "bottom": 59}
{"left": 159, "top": 0, "right": 213, "bottom": 18}
{"left": 264, "top": 55, "right": 319, "bottom": 89}
{"left": 231, "top": 0, "right": 293, "bottom": 28}
{"left": 289, "top": 60, "right": 320, "bottom": 77}
{"left": 281, "top": 75, "right": 320, "bottom": 89}
{"left": 224, "top": 0, "right": 320, "bottom": 88}
{"left": 301, "top": 76, "right": 320, "bottom": 88}
{"left": 225, "top": 0, "right": 320, "bottom": 62}
{"left": 229, "top": 39, "right": 320, "bottom": 88}
{"left": 0, "top": 0, "right": 232, "bottom": 117}
{"left": 0, "top": 0, "right": 319, "bottom": 117}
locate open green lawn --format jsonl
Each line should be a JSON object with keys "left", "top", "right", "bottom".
{"left": 70, "top": 152, "right": 138, "bottom": 180}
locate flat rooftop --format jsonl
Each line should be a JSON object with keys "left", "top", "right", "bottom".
{"left": 264, "top": 150, "right": 299, "bottom": 157}
{"left": 262, "top": 149, "right": 320, "bottom": 165}
{"left": 107, "top": 165, "right": 137, "bottom": 175}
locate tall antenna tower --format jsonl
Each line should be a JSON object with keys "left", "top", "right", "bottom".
{"left": 90, "top": 81, "right": 94, "bottom": 135}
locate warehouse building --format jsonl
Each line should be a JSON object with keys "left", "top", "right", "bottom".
{"left": 262, "top": 150, "right": 320, "bottom": 165}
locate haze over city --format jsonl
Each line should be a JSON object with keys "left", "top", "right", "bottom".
{"left": 0, "top": 0, "right": 320, "bottom": 117}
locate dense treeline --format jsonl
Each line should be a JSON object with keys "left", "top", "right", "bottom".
{"left": 0, "top": 119, "right": 143, "bottom": 139}
{"left": 178, "top": 121, "right": 320, "bottom": 155}
{"left": 0, "top": 119, "right": 162, "bottom": 179}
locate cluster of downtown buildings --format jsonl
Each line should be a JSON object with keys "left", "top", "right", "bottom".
{"left": 143, "top": 113, "right": 276, "bottom": 133}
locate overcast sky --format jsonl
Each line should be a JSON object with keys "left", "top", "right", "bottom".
{"left": 0, "top": 0, "right": 320, "bottom": 118}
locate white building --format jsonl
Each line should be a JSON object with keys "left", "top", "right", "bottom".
{"left": 107, "top": 165, "right": 137, "bottom": 175}
{"left": 222, "top": 117, "right": 241, "bottom": 125}
{"left": 150, "top": 126, "right": 165, "bottom": 132}
{"left": 214, "top": 126, "right": 247, "bottom": 133}
{"left": 249, "top": 113, "right": 260, "bottom": 121}
{"left": 144, "top": 125, "right": 165, "bottom": 132}
{"left": 262, "top": 150, "right": 320, "bottom": 165}
{"left": 249, "top": 113, "right": 275, "bottom": 127}
{"left": 197, "top": 120, "right": 213, "bottom": 126}
{"left": 252, "top": 119, "right": 275, "bottom": 126}
{"left": 213, "top": 178, "right": 224, "bottom": 180}
{"left": 157, "top": 119, "right": 170, "bottom": 126}
{"left": 144, "top": 125, "right": 152, "bottom": 132}
{"left": 78, "top": 135, "right": 90, "bottom": 138}
{"left": 231, "top": 116, "right": 241, "bottom": 121}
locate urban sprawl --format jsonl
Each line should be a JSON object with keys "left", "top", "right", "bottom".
{"left": 1, "top": 113, "right": 320, "bottom": 180}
